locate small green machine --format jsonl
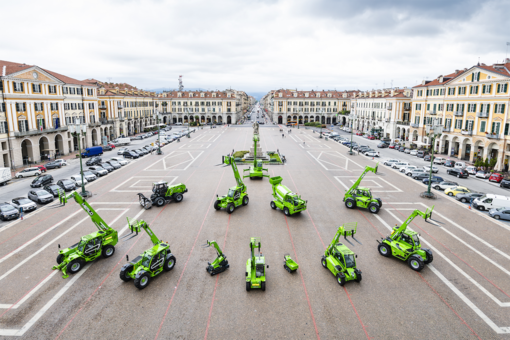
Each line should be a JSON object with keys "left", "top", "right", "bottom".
{"left": 202, "top": 240, "right": 229, "bottom": 275}
{"left": 214, "top": 154, "right": 249, "bottom": 214}
{"left": 283, "top": 254, "right": 299, "bottom": 273}
{"left": 119, "top": 218, "right": 176, "bottom": 289}
{"left": 53, "top": 191, "right": 118, "bottom": 278}
{"left": 377, "top": 206, "right": 438, "bottom": 271}
{"left": 246, "top": 237, "right": 268, "bottom": 291}
{"left": 321, "top": 222, "right": 362, "bottom": 286}
{"left": 138, "top": 181, "right": 188, "bottom": 209}
{"left": 343, "top": 163, "right": 382, "bottom": 214}
{"left": 269, "top": 176, "right": 307, "bottom": 216}
{"left": 243, "top": 134, "right": 268, "bottom": 179}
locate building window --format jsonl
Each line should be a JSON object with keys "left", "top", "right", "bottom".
{"left": 470, "top": 85, "right": 479, "bottom": 95}
{"left": 497, "top": 83, "right": 509, "bottom": 93}
{"left": 480, "top": 121, "right": 486, "bottom": 132}
{"left": 70, "top": 87, "right": 76, "bottom": 95}
{"left": 14, "top": 82, "right": 24, "bottom": 92}
{"left": 32, "top": 84, "right": 41, "bottom": 93}
{"left": 35, "top": 103, "right": 43, "bottom": 111}
{"left": 482, "top": 84, "right": 492, "bottom": 94}
{"left": 0, "top": 103, "right": 5, "bottom": 112}
{"left": 472, "top": 72, "right": 480, "bottom": 82}
{"left": 63, "top": 87, "right": 68, "bottom": 94}
{"left": 459, "top": 87, "right": 466, "bottom": 95}
{"left": 448, "top": 87, "right": 455, "bottom": 95}
{"left": 495, "top": 104, "right": 506, "bottom": 114}
{"left": 0, "top": 121, "right": 7, "bottom": 133}
{"left": 18, "top": 120, "right": 28, "bottom": 132}
{"left": 467, "top": 104, "right": 477, "bottom": 113}
{"left": 16, "top": 103, "right": 26, "bottom": 112}
{"left": 492, "top": 122, "right": 501, "bottom": 134}
{"left": 48, "top": 85, "right": 56, "bottom": 94}
{"left": 455, "top": 119, "right": 462, "bottom": 129}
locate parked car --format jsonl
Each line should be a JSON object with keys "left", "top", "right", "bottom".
{"left": 392, "top": 162, "right": 410, "bottom": 170}
{"left": 422, "top": 176, "right": 444, "bottom": 185}
{"left": 123, "top": 151, "right": 139, "bottom": 159}
{"left": 475, "top": 171, "right": 491, "bottom": 179}
{"left": 444, "top": 160, "right": 455, "bottom": 167}
{"left": 422, "top": 165, "right": 439, "bottom": 173}
{"left": 473, "top": 194, "right": 510, "bottom": 211}
{"left": 85, "top": 156, "right": 102, "bottom": 166}
{"left": 454, "top": 162, "right": 467, "bottom": 169}
{"left": 500, "top": 178, "right": 510, "bottom": 189}
{"left": 465, "top": 166, "right": 477, "bottom": 175}
{"left": 433, "top": 157, "right": 445, "bottom": 165}
{"left": 447, "top": 168, "right": 469, "bottom": 178}
{"left": 398, "top": 146, "right": 406, "bottom": 153}
{"left": 412, "top": 172, "right": 431, "bottom": 180}
{"left": 54, "top": 159, "right": 68, "bottom": 167}
{"left": 367, "top": 135, "right": 376, "bottom": 140}
{"left": 110, "top": 157, "right": 128, "bottom": 165}
{"left": 81, "top": 146, "right": 103, "bottom": 158}
{"left": 489, "top": 173, "right": 504, "bottom": 183}
{"left": 377, "top": 143, "right": 388, "bottom": 148}
{"left": 389, "top": 143, "right": 396, "bottom": 149}
{"left": 445, "top": 186, "right": 471, "bottom": 196}
{"left": 57, "top": 179, "right": 76, "bottom": 191}
{"left": 383, "top": 159, "right": 400, "bottom": 166}
{"left": 88, "top": 166, "right": 108, "bottom": 176}
{"left": 361, "top": 148, "right": 375, "bottom": 155}
{"left": 488, "top": 207, "right": 510, "bottom": 220}
{"left": 365, "top": 151, "right": 380, "bottom": 157}
{"left": 409, "top": 169, "right": 426, "bottom": 177}
{"left": 417, "top": 151, "right": 427, "bottom": 158}
{"left": 70, "top": 175, "right": 88, "bottom": 187}
{"left": 43, "top": 184, "right": 64, "bottom": 198}
{"left": 107, "top": 143, "right": 116, "bottom": 149}
{"left": 410, "top": 150, "right": 418, "bottom": 156}
{"left": 136, "top": 148, "right": 148, "bottom": 155}
{"left": 28, "top": 189, "right": 54, "bottom": 204}
{"left": 80, "top": 171, "right": 97, "bottom": 182}
{"left": 424, "top": 155, "right": 431, "bottom": 162}
{"left": 434, "top": 181, "right": 459, "bottom": 190}
{"left": 37, "top": 165, "right": 47, "bottom": 173}
{"left": 117, "top": 147, "right": 129, "bottom": 155}
{"left": 106, "top": 160, "right": 121, "bottom": 169}
{"left": 31, "top": 174, "right": 53, "bottom": 188}
{"left": 102, "top": 145, "right": 113, "bottom": 152}
{"left": 45, "top": 161, "right": 62, "bottom": 169}
{"left": 11, "top": 197, "right": 37, "bottom": 213}
{"left": 401, "top": 165, "right": 418, "bottom": 174}
{"left": 15, "top": 167, "right": 41, "bottom": 179}
{"left": 456, "top": 192, "right": 484, "bottom": 203}
{"left": 0, "top": 203, "right": 20, "bottom": 221}
{"left": 100, "top": 162, "right": 114, "bottom": 172}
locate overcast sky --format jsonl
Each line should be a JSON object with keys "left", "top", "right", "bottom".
{"left": 2, "top": 0, "right": 510, "bottom": 96}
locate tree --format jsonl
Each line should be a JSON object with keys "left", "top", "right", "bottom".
{"left": 484, "top": 158, "right": 490, "bottom": 169}
{"left": 489, "top": 158, "right": 497, "bottom": 170}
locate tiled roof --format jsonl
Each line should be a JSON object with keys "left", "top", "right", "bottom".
{"left": 159, "top": 90, "right": 236, "bottom": 99}
{"left": 271, "top": 89, "right": 353, "bottom": 99}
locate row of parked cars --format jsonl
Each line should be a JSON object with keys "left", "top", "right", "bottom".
{"left": 323, "top": 133, "right": 381, "bottom": 157}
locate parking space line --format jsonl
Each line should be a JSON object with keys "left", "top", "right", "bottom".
{"left": 111, "top": 176, "right": 178, "bottom": 192}
{"left": 0, "top": 271, "right": 57, "bottom": 310}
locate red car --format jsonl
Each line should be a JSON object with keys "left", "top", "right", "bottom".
{"left": 367, "top": 135, "right": 376, "bottom": 140}
{"left": 389, "top": 143, "right": 396, "bottom": 149}
{"left": 37, "top": 165, "right": 47, "bottom": 173}
{"left": 356, "top": 132, "right": 363, "bottom": 136}
{"left": 489, "top": 173, "right": 504, "bottom": 183}
{"left": 107, "top": 143, "right": 116, "bottom": 149}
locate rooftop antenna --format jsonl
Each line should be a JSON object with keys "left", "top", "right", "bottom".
{"left": 178, "top": 75, "right": 184, "bottom": 91}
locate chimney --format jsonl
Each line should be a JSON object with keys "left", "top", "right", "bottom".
{"left": 506, "top": 58, "right": 510, "bottom": 63}
{"left": 2, "top": 66, "right": 5, "bottom": 76}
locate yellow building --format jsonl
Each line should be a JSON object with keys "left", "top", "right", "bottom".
{"left": 412, "top": 59, "right": 510, "bottom": 169}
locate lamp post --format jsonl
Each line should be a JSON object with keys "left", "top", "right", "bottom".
{"left": 348, "top": 114, "right": 358, "bottom": 155}
{"left": 68, "top": 119, "right": 88, "bottom": 198}
{"left": 422, "top": 120, "right": 442, "bottom": 198}
{"left": 318, "top": 108, "right": 324, "bottom": 138}
{"left": 154, "top": 103, "right": 162, "bottom": 155}
{"left": 186, "top": 108, "right": 191, "bottom": 137}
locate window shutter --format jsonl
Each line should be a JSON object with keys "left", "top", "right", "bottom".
{"left": 497, "top": 84, "right": 501, "bottom": 93}
{"left": 20, "top": 83, "right": 24, "bottom": 92}
{"left": 505, "top": 123, "right": 509, "bottom": 136}
{"left": 504, "top": 84, "right": 508, "bottom": 92}
{"left": 488, "top": 85, "right": 492, "bottom": 93}
{"left": 481, "top": 121, "right": 486, "bottom": 132}
{"left": 503, "top": 104, "right": 506, "bottom": 114}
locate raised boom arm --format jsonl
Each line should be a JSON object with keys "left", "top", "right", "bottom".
{"left": 327, "top": 222, "right": 360, "bottom": 252}
{"left": 60, "top": 191, "right": 112, "bottom": 232}
{"left": 390, "top": 205, "right": 435, "bottom": 240}
{"left": 346, "top": 163, "right": 379, "bottom": 196}
{"left": 221, "top": 154, "right": 245, "bottom": 189}
{"left": 121, "top": 218, "right": 161, "bottom": 245}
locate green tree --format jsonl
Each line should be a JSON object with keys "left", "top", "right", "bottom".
{"left": 489, "top": 158, "right": 497, "bottom": 170}
{"left": 484, "top": 158, "right": 489, "bottom": 169}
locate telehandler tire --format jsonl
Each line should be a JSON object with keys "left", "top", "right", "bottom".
{"left": 270, "top": 201, "right": 276, "bottom": 209}
{"left": 246, "top": 282, "right": 251, "bottom": 291}
{"left": 423, "top": 249, "right": 433, "bottom": 264}
{"left": 173, "top": 193, "right": 183, "bottom": 202}
{"left": 321, "top": 258, "right": 327, "bottom": 268}
{"left": 242, "top": 196, "right": 249, "bottom": 206}
{"left": 154, "top": 197, "right": 165, "bottom": 207}
{"left": 67, "top": 259, "right": 84, "bottom": 275}
{"left": 120, "top": 264, "right": 133, "bottom": 282}
{"left": 355, "top": 273, "right": 362, "bottom": 283}
{"left": 261, "top": 282, "right": 266, "bottom": 291}
{"left": 368, "top": 203, "right": 380, "bottom": 214}
{"left": 407, "top": 255, "right": 425, "bottom": 271}
{"left": 345, "top": 199, "right": 355, "bottom": 209}
{"left": 284, "top": 207, "right": 290, "bottom": 216}
{"left": 378, "top": 243, "right": 391, "bottom": 257}
{"left": 337, "top": 274, "right": 346, "bottom": 286}
{"left": 102, "top": 245, "right": 115, "bottom": 259}
{"left": 213, "top": 200, "right": 221, "bottom": 210}
{"left": 134, "top": 272, "right": 151, "bottom": 290}
{"left": 227, "top": 203, "right": 235, "bottom": 214}
{"left": 56, "top": 254, "right": 64, "bottom": 264}
{"left": 164, "top": 255, "right": 176, "bottom": 272}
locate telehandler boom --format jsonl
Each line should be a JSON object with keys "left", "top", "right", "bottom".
{"left": 202, "top": 240, "right": 229, "bottom": 275}
{"left": 243, "top": 134, "right": 268, "bottom": 179}
{"left": 246, "top": 237, "right": 268, "bottom": 291}
{"left": 343, "top": 163, "right": 382, "bottom": 214}
{"left": 214, "top": 153, "right": 249, "bottom": 213}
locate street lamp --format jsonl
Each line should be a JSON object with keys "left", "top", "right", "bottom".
{"left": 185, "top": 108, "right": 191, "bottom": 137}
{"left": 68, "top": 119, "right": 88, "bottom": 198}
{"left": 318, "top": 108, "right": 325, "bottom": 138}
{"left": 422, "top": 120, "right": 442, "bottom": 199}
{"left": 348, "top": 114, "right": 358, "bottom": 155}
{"left": 154, "top": 103, "right": 162, "bottom": 155}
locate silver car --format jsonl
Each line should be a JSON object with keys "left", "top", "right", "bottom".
{"left": 117, "top": 148, "right": 129, "bottom": 155}
{"left": 28, "top": 189, "right": 54, "bottom": 204}
{"left": 11, "top": 197, "right": 37, "bottom": 213}
{"left": 70, "top": 175, "right": 88, "bottom": 187}
{"left": 88, "top": 166, "right": 108, "bottom": 176}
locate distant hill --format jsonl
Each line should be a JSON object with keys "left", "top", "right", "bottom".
{"left": 246, "top": 92, "right": 267, "bottom": 101}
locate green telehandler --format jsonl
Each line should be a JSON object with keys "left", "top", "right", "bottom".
{"left": 119, "top": 218, "right": 176, "bottom": 289}
{"left": 377, "top": 205, "right": 439, "bottom": 271}
{"left": 269, "top": 176, "right": 307, "bottom": 216}
{"left": 202, "top": 240, "right": 229, "bottom": 275}
{"left": 343, "top": 162, "right": 382, "bottom": 214}
{"left": 321, "top": 222, "right": 362, "bottom": 286}
{"left": 243, "top": 134, "right": 269, "bottom": 179}
{"left": 214, "top": 153, "right": 249, "bottom": 214}
{"left": 138, "top": 181, "right": 188, "bottom": 209}
{"left": 52, "top": 191, "right": 118, "bottom": 278}
{"left": 246, "top": 237, "right": 268, "bottom": 291}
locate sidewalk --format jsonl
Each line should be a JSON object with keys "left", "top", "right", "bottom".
{"left": 10, "top": 151, "right": 80, "bottom": 177}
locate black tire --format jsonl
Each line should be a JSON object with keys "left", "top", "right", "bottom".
{"left": 495, "top": 215, "right": 501, "bottom": 220}
{"left": 423, "top": 249, "right": 433, "bottom": 264}
{"left": 56, "top": 254, "right": 64, "bottom": 264}
{"left": 134, "top": 272, "right": 151, "bottom": 290}
{"left": 321, "top": 257, "right": 327, "bottom": 268}
{"left": 227, "top": 203, "right": 235, "bottom": 214}
{"left": 120, "top": 264, "right": 133, "bottom": 282}
{"left": 246, "top": 281, "right": 251, "bottom": 291}
{"left": 345, "top": 199, "right": 355, "bottom": 209}
{"left": 67, "top": 258, "right": 84, "bottom": 275}
{"left": 337, "top": 274, "right": 346, "bottom": 286}
{"left": 102, "top": 245, "right": 115, "bottom": 258}
{"left": 407, "top": 255, "right": 425, "bottom": 272}
{"left": 270, "top": 201, "right": 276, "bottom": 209}
{"left": 368, "top": 203, "right": 380, "bottom": 214}
{"left": 355, "top": 272, "right": 362, "bottom": 283}
{"left": 261, "top": 281, "right": 266, "bottom": 291}
{"left": 448, "top": 192, "right": 453, "bottom": 196}
{"left": 155, "top": 197, "right": 165, "bottom": 207}
{"left": 164, "top": 255, "right": 176, "bottom": 272}
{"left": 460, "top": 198, "right": 467, "bottom": 203}
{"left": 378, "top": 243, "right": 391, "bottom": 257}
{"left": 242, "top": 196, "right": 249, "bottom": 206}
{"left": 434, "top": 185, "right": 440, "bottom": 190}
{"left": 173, "top": 193, "right": 183, "bottom": 203}
{"left": 213, "top": 200, "right": 221, "bottom": 210}
{"left": 457, "top": 174, "right": 460, "bottom": 178}
{"left": 284, "top": 207, "right": 290, "bottom": 216}
{"left": 478, "top": 206, "right": 485, "bottom": 211}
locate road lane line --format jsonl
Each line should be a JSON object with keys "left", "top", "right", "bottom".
{"left": 0, "top": 271, "right": 57, "bottom": 310}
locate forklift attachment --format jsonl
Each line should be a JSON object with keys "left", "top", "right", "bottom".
{"left": 138, "top": 193, "right": 153, "bottom": 210}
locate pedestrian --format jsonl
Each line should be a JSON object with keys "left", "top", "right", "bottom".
{"left": 282, "top": 133, "right": 284, "bottom": 138}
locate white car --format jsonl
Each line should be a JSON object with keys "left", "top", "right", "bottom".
{"left": 110, "top": 157, "right": 128, "bottom": 166}
{"left": 70, "top": 175, "right": 88, "bottom": 187}
{"left": 322, "top": 132, "right": 331, "bottom": 137}
{"left": 54, "top": 159, "right": 68, "bottom": 167}
{"left": 383, "top": 159, "right": 400, "bottom": 166}
{"left": 392, "top": 162, "right": 409, "bottom": 170}
{"left": 365, "top": 151, "right": 380, "bottom": 157}
{"left": 475, "top": 171, "right": 491, "bottom": 179}
{"left": 15, "top": 167, "right": 41, "bottom": 178}
{"left": 422, "top": 165, "right": 439, "bottom": 173}
{"left": 401, "top": 165, "right": 418, "bottom": 173}
{"left": 410, "top": 150, "right": 418, "bottom": 156}
{"left": 433, "top": 157, "right": 445, "bottom": 165}
{"left": 434, "top": 181, "right": 459, "bottom": 190}
{"left": 117, "top": 148, "right": 129, "bottom": 155}
{"left": 466, "top": 166, "right": 477, "bottom": 175}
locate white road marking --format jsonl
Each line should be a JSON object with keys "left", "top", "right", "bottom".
{"left": 179, "top": 143, "right": 211, "bottom": 149}
{"left": 111, "top": 176, "right": 178, "bottom": 192}
{"left": 0, "top": 271, "right": 58, "bottom": 309}
{"left": 334, "top": 176, "right": 403, "bottom": 192}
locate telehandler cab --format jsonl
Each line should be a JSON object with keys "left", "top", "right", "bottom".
{"left": 214, "top": 153, "right": 249, "bottom": 214}
{"left": 377, "top": 206, "right": 439, "bottom": 271}
{"left": 243, "top": 134, "right": 268, "bottom": 179}
{"left": 343, "top": 163, "right": 382, "bottom": 214}
{"left": 269, "top": 176, "right": 307, "bottom": 216}
{"left": 119, "top": 218, "right": 176, "bottom": 289}
{"left": 321, "top": 222, "right": 362, "bottom": 286}
{"left": 202, "top": 240, "right": 229, "bottom": 275}
{"left": 138, "top": 181, "right": 188, "bottom": 209}
{"left": 52, "top": 192, "right": 118, "bottom": 278}
{"left": 246, "top": 237, "right": 268, "bottom": 291}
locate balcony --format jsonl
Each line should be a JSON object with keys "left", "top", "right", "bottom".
{"left": 13, "top": 126, "right": 68, "bottom": 138}
{"left": 454, "top": 111, "right": 464, "bottom": 116}
{"left": 403, "top": 107, "right": 411, "bottom": 112}
{"left": 443, "top": 127, "right": 451, "bottom": 132}
{"left": 428, "top": 110, "right": 437, "bottom": 115}
{"left": 461, "top": 130, "right": 473, "bottom": 136}
{"left": 88, "top": 122, "right": 101, "bottom": 127}
{"left": 119, "top": 117, "right": 125, "bottom": 122}
{"left": 99, "top": 118, "right": 115, "bottom": 125}
{"left": 477, "top": 112, "right": 489, "bottom": 118}
{"left": 486, "top": 133, "right": 500, "bottom": 139}
{"left": 387, "top": 106, "right": 392, "bottom": 111}
{"left": 396, "top": 121, "right": 410, "bottom": 126}
{"left": 117, "top": 105, "right": 123, "bottom": 109}
{"left": 99, "top": 105, "right": 106, "bottom": 109}
{"left": 385, "top": 118, "right": 390, "bottom": 122}
{"left": 411, "top": 123, "right": 420, "bottom": 128}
